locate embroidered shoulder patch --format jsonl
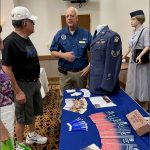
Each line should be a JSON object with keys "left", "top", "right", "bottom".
{"left": 114, "top": 36, "right": 119, "bottom": 43}
{"left": 111, "top": 50, "right": 120, "bottom": 57}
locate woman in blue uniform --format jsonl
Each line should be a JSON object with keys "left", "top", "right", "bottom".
{"left": 123, "top": 10, "right": 150, "bottom": 111}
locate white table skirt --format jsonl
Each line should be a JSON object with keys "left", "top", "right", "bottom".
{"left": 40, "top": 68, "right": 49, "bottom": 98}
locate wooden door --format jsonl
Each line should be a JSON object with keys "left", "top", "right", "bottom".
{"left": 61, "top": 14, "right": 90, "bottom": 31}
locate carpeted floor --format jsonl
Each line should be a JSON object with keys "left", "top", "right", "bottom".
{"left": 15, "top": 85, "right": 61, "bottom": 150}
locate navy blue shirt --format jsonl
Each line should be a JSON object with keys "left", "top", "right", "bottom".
{"left": 50, "top": 26, "right": 92, "bottom": 69}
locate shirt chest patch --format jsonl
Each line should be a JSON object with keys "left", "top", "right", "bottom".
{"left": 111, "top": 50, "right": 120, "bottom": 57}
{"left": 114, "top": 36, "right": 119, "bottom": 43}
{"left": 61, "top": 34, "right": 67, "bottom": 40}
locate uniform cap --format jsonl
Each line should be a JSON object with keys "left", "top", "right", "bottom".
{"left": 130, "top": 10, "right": 145, "bottom": 17}
{"left": 11, "top": 6, "right": 38, "bottom": 21}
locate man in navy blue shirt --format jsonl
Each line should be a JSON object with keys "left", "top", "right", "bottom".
{"left": 50, "top": 7, "right": 92, "bottom": 95}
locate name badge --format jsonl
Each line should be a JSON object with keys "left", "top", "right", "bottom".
{"left": 79, "top": 41, "right": 86, "bottom": 44}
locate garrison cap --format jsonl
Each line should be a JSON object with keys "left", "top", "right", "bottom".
{"left": 130, "top": 10, "right": 145, "bottom": 17}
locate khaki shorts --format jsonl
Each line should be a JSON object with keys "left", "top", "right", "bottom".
{"left": 59, "top": 71, "right": 87, "bottom": 95}
{"left": 15, "top": 81, "right": 43, "bottom": 125}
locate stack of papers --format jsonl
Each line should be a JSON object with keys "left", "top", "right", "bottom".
{"left": 66, "top": 89, "right": 91, "bottom": 97}
{"left": 81, "top": 144, "right": 100, "bottom": 150}
{"left": 89, "top": 96, "right": 116, "bottom": 108}
{"left": 67, "top": 117, "right": 88, "bottom": 131}
{"left": 80, "top": 89, "right": 91, "bottom": 97}
{"left": 89, "top": 111, "right": 138, "bottom": 150}
{"left": 63, "top": 98, "right": 88, "bottom": 114}
{"left": 66, "top": 89, "right": 76, "bottom": 93}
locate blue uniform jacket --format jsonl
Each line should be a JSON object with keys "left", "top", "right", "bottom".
{"left": 50, "top": 26, "right": 91, "bottom": 69}
{"left": 89, "top": 26, "right": 122, "bottom": 95}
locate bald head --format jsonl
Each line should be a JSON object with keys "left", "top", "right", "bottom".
{"left": 65, "top": 7, "right": 78, "bottom": 31}
{"left": 65, "top": 7, "right": 78, "bottom": 16}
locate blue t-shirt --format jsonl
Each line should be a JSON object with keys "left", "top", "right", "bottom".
{"left": 50, "top": 26, "right": 92, "bottom": 69}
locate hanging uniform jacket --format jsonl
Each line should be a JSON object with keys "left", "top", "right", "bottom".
{"left": 89, "top": 25, "right": 122, "bottom": 95}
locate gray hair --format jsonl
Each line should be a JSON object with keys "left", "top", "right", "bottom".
{"left": 66, "top": 7, "right": 78, "bottom": 16}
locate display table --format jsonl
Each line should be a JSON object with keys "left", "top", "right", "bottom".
{"left": 40, "top": 68, "right": 49, "bottom": 98}
{"left": 59, "top": 89, "right": 149, "bottom": 150}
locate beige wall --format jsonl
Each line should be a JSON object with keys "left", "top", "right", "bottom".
{"left": 0, "top": 0, "right": 14, "bottom": 59}
{"left": 0, "top": 0, "right": 14, "bottom": 37}
{"left": 99, "top": 0, "right": 149, "bottom": 54}
{"left": 1, "top": 0, "right": 149, "bottom": 55}
{"left": 14, "top": 0, "right": 149, "bottom": 56}
{"left": 40, "top": 59, "right": 59, "bottom": 77}
{"left": 1, "top": 0, "right": 149, "bottom": 77}
{"left": 13, "top": 0, "right": 100, "bottom": 55}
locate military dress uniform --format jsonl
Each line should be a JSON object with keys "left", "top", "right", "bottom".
{"left": 89, "top": 25, "right": 122, "bottom": 95}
